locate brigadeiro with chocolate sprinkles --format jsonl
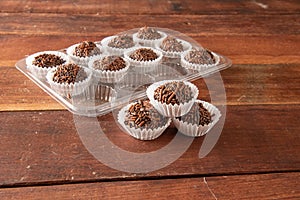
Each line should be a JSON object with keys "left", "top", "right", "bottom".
{"left": 172, "top": 100, "right": 221, "bottom": 137}
{"left": 66, "top": 41, "right": 102, "bottom": 66}
{"left": 26, "top": 51, "right": 69, "bottom": 79}
{"left": 181, "top": 48, "right": 220, "bottom": 71}
{"left": 153, "top": 81, "right": 193, "bottom": 105}
{"left": 156, "top": 36, "right": 192, "bottom": 58}
{"left": 133, "top": 26, "right": 167, "bottom": 47}
{"left": 118, "top": 99, "right": 171, "bottom": 140}
{"left": 124, "top": 47, "right": 163, "bottom": 72}
{"left": 46, "top": 63, "right": 92, "bottom": 96}
{"left": 129, "top": 48, "right": 158, "bottom": 61}
{"left": 146, "top": 80, "right": 198, "bottom": 117}
{"left": 101, "top": 34, "right": 137, "bottom": 55}
{"left": 88, "top": 55, "right": 130, "bottom": 83}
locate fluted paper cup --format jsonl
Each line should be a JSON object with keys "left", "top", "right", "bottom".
{"left": 117, "top": 103, "right": 171, "bottom": 140}
{"left": 26, "top": 51, "right": 69, "bottom": 80}
{"left": 124, "top": 47, "right": 163, "bottom": 73}
{"left": 101, "top": 35, "right": 138, "bottom": 56}
{"left": 46, "top": 66, "right": 92, "bottom": 97}
{"left": 181, "top": 51, "right": 220, "bottom": 71}
{"left": 88, "top": 55, "right": 130, "bottom": 83}
{"left": 156, "top": 39, "right": 192, "bottom": 58}
{"left": 66, "top": 43, "right": 103, "bottom": 67}
{"left": 172, "top": 100, "right": 221, "bottom": 137}
{"left": 132, "top": 31, "right": 167, "bottom": 47}
{"left": 146, "top": 80, "right": 199, "bottom": 117}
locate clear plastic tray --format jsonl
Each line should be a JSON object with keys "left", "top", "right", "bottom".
{"left": 15, "top": 28, "right": 232, "bottom": 117}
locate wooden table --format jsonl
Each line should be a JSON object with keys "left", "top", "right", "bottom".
{"left": 0, "top": 1, "right": 299, "bottom": 199}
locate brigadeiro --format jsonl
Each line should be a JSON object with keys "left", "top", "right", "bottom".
{"left": 118, "top": 99, "right": 171, "bottom": 140}
{"left": 156, "top": 36, "right": 192, "bottom": 58}
{"left": 124, "top": 47, "right": 163, "bottom": 73}
{"left": 101, "top": 34, "right": 137, "bottom": 55}
{"left": 46, "top": 63, "right": 92, "bottom": 97}
{"left": 26, "top": 51, "right": 69, "bottom": 79}
{"left": 146, "top": 80, "right": 198, "bottom": 117}
{"left": 88, "top": 55, "right": 130, "bottom": 83}
{"left": 66, "top": 41, "right": 102, "bottom": 66}
{"left": 181, "top": 48, "right": 220, "bottom": 71}
{"left": 133, "top": 26, "right": 167, "bottom": 47}
{"left": 173, "top": 100, "right": 221, "bottom": 137}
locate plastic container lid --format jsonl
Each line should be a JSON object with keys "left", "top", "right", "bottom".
{"left": 16, "top": 27, "right": 232, "bottom": 117}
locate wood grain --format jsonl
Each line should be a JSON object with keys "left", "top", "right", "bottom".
{"left": 0, "top": 13, "right": 298, "bottom": 66}
{"left": 1, "top": 13, "right": 299, "bottom": 36}
{"left": 1, "top": 34, "right": 299, "bottom": 67}
{"left": 1, "top": 63, "right": 299, "bottom": 111}
{"left": 1, "top": 0, "right": 299, "bottom": 198}
{"left": 1, "top": 0, "right": 299, "bottom": 15}
{"left": 0, "top": 105, "right": 299, "bottom": 186}
{"left": 0, "top": 173, "right": 299, "bottom": 199}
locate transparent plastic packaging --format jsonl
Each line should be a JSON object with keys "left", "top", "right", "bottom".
{"left": 16, "top": 27, "right": 232, "bottom": 117}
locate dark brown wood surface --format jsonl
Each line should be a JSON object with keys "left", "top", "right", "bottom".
{"left": 0, "top": 173, "right": 299, "bottom": 200}
{"left": 1, "top": 64, "right": 300, "bottom": 111}
{"left": 0, "top": 0, "right": 299, "bottom": 199}
{"left": 0, "top": 105, "right": 299, "bottom": 186}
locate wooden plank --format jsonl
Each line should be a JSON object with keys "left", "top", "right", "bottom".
{"left": 1, "top": 0, "right": 299, "bottom": 15}
{"left": 0, "top": 68, "right": 64, "bottom": 111}
{"left": 0, "top": 13, "right": 298, "bottom": 66}
{"left": 1, "top": 63, "right": 299, "bottom": 111}
{"left": 1, "top": 34, "right": 299, "bottom": 67}
{"left": 0, "top": 105, "right": 299, "bottom": 186}
{"left": 0, "top": 173, "right": 299, "bottom": 199}
{"left": 206, "top": 173, "right": 300, "bottom": 199}
{"left": 0, "top": 13, "right": 299, "bottom": 37}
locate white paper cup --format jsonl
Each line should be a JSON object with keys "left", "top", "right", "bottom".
{"left": 156, "top": 39, "right": 192, "bottom": 58}
{"left": 88, "top": 55, "right": 130, "bottom": 83}
{"left": 46, "top": 66, "right": 92, "bottom": 97}
{"left": 181, "top": 51, "right": 220, "bottom": 71}
{"left": 26, "top": 51, "right": 70, "bottom": 80}
{"left": 101, "top": 35, "right": 138, "bottom": 56}
{"left": 117, "top": 103, "right": 171, "bottom": 140}
{"left": 124, "top": 47, "right": 163, "bottom": 73}
{"left": 133, "top": 31, "right": 167, "bottom": 47}
{"left": 66, "top": 43, "right": 103, "bottom": 67}
{"left": 146, "top": 80, "right": 199, "bottom": 117}
{"left": 172, "top": 100, "right": 221, "bottom": 137}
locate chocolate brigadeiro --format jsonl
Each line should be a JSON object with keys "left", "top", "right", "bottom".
{"left": 93, "top": 56, "right": 126, "bottom": 71}
{"left": 129, "top": 48, "right": 158, "bottom": 61}
{"left": 53, "top": 63, "right": 87, "bottom": 84}
{"left": 74, "top": 41, "right": 101, "bottom": 57}
{"left": 137, "top": 26, "right": 162, "bottom": 40}
{"left": 178, "top": 102, "right": 212, "bottom": 126}
{"left": 154, "top": 81, "right": 193, "bottom": 105}
{"left": 33, "top": 53, "right": 66, "bottom": 68}
{"left": 124, "top": 100, "right": 167, "bottom": 129}
{"left": 108, "top": 34, "right": 134, "bottom": 49}
{"left": 184, "top": 49, "right": 215, "bottom": 65}
{"left": 160, "top": 36, "right": 184, "bottom": 52}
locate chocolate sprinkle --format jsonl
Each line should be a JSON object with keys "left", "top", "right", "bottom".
{"left": 154, "top": 81, "right": 193, "bottom": 105}
{"left": 53, "top": 63, "right": 87, "bottom": 84}
{"left": 74, "top": 41, "right": 101, "bottom": 57}
{"left": 124, "top": 100, "right": 168, "bottom": 129}
{"left": 129, "top": 48, "right": 158, "bottom": 61}
{"left": 33, "top": 53, "right": 66, "bottom": 68}
{"left": 108, "top": 34, "right": 134, "bottom": 49}
{"left": 93, "top": 56, "right": 126, "bottom": 71}
{"left": 178, "top": 102, "right": 212, "bottom": 126}
{"left": 137, "top": 26, "right": 161, "bottom": 40}
{"left": 184, "top": 49, "right": 215, "bottom": 65}
{"left": 160, "top": 36, "right": 184, "bottom": 52}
